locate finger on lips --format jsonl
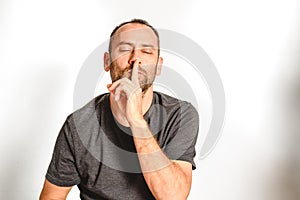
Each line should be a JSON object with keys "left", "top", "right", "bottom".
{"left": 107, "top": 59, "right": 140, "bottom": 99}
{"left": 131, "top": 59, "right": 140, "bottom": 85}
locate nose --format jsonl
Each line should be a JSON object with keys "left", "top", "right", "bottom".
{"left": 128, "top": 49, "right": 142, "bottom": 66}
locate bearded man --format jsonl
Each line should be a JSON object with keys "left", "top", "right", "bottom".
{"left": 40, "top": 19, "right": 199, "bottom": 200}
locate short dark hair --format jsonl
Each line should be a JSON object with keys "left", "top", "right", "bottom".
{"left": 108, "top": 19, "right": 160, "bottom": 55}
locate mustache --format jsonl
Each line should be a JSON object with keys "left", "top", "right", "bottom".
{"left": 123, "top": 63, "right": 147, "bottom": 76}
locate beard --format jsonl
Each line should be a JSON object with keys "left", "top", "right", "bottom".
{"left": 109, "top": 61, "right": 157, "bottom": 93}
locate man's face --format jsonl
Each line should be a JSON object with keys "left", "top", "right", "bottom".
{"left": 106, "top": 23, "right": 162, "bottom": 92}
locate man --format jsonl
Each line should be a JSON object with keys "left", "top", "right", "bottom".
{"left": 40, "top": 19, "right": 199, "bottom": 200}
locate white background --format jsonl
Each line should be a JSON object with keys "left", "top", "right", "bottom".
{"left": 1, "top": 0, "right": 300, "bottom": 199}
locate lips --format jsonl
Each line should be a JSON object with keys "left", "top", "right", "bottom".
{"left": 138, "top": 71, "right": 146, "bottom": 76}
{"left": 126, "top": 69, "right": 146, "bottom": 77}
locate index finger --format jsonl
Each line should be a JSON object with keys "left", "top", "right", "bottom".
{"left": 131, "top": 59, "right": 140, "bottom": 86}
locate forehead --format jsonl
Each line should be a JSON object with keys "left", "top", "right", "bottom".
{"left": 111, "top": 23, "right": 158, "bottom": 47}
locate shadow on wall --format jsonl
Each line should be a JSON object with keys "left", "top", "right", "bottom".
{"left": 281, "top": 61, "right": 300, "bottom": 199}
{"left": 272, "top": 27, "right": 300, "bottom": 200}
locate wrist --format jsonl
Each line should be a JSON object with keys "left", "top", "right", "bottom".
{"left": 128, "top": 118, "right": 147, "bottom": 128}
{"left": 129, "top": 119, "right": 152, "bottom": 139}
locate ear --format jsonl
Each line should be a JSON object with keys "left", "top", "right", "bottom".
{"left": 156, "top": 57, "right": 163, "bottom": 75}
{"left": 104, "top": 52, "right": 111, "bottom": 72}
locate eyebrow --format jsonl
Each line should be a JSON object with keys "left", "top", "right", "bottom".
{"left": 141, "top": 44, "right": 155, "bottom": 48}
{"left": 117, "top": 41, "right": 134, "bottom": 46}
{"left": 116, "top": 41, "right": 156, "bottom": 49}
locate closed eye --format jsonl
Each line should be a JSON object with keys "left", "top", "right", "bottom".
{"left": 118, "top": 44, "right": 133, "bottom": 52}
{"left": 119, "top": 47, "right": 131, "bottom": 52}
{"left": 141, "top": 48, "right": 153, "bottom": 54}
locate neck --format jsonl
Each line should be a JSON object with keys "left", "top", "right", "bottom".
{"left": 110, "top": 86, "right": 154, "bottom": 127}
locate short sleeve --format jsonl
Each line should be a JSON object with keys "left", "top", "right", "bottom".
{"left": 163, "top": 102, "right": 199, "bottom": 170}
{"left": 46, "top": 117, "right": 81, "bottom": 186}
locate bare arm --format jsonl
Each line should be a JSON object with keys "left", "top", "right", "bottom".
{"left": 131, "top": 120, "right": 192, "bottom": 200}
{"left": 39, "top": 179, "right": 72, "bottom": 200}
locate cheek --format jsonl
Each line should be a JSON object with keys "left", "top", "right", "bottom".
{"left": 143, "top": 55, "right": 159, "bottom": 65}
{"left": 114, "top": 56, "right": 129, "bottom": 68}
{"left": 142, "top": 67, "right": 157, "bottom": 79}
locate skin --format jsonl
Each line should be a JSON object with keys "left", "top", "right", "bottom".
{"left": 39, "top": 179, "right": 72, "bottom": 200}
{"left": 40, "top": 23, "right": 193, "bottom": 200}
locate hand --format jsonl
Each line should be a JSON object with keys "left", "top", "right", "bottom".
{"left": 107, "top": 59, "right": 144, "bottom": 124}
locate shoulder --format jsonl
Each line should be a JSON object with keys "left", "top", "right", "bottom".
{"left": 153, "top": 91, "right": 198, "bottom": 117}
{"left": 66, "top": 93, "right": 109, "bottom": 128}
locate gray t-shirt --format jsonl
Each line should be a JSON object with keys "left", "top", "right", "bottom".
{"left": 46, "top": 92, "right": 199, "bottom": 200}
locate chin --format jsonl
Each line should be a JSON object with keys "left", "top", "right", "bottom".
{"left": 141, "top": 84, "right": 153, "bottom": 93}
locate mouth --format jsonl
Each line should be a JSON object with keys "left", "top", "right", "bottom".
{"left": 125, "top": 70, "right": 146, "bottom": 77}
{"left": 138, "top": 71, "right": 146, "bottom": 76}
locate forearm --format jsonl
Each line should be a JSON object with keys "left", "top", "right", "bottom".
{"left": 138, "top": 149, "right": 190, "bottom": 200}
{"left": 130, "top": 120, "right": 191, "bottom": 200}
